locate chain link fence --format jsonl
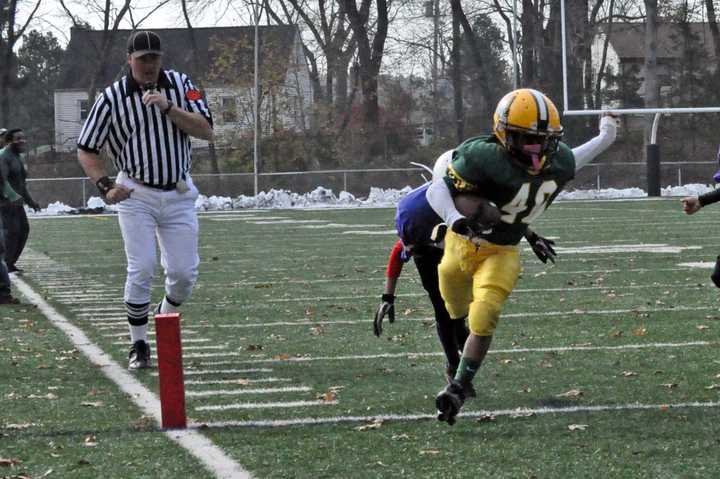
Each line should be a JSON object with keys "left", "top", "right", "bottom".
{"left": 24, "top": 161, "right": 719, "bottom": 208}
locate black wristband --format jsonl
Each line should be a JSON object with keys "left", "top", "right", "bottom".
{"left": 699, "top": 188, "right": 720, "bottom": 207}
{"left": 96, "top": 176, "right": 114, "bottom": 196}
{"left": 381, "top": 294, "right": 395, "bottom": 303}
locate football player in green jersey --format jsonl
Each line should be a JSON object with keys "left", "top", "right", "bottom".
{"left": 428, "top": 88, "right": 619, "bottom": 425}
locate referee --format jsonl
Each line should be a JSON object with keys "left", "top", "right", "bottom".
{"left": 77, "top": 30, "right": 213, "bottom": 369}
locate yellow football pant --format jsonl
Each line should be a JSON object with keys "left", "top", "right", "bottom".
{"left": 438, "top": 230, "right": 521, "bottom": 336}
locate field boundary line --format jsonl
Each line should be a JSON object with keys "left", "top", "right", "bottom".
{"left": 13, "top": 276, "right": 253, "bottom": 479}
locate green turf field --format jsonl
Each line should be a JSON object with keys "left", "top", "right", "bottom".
{"left": 3, "top": 198, "right": 720, "bottom": 478}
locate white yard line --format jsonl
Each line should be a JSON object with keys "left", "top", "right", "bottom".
{"left": 205, "top": 340, "right": 715, "bottom": 365}
{"left": 185, "top": 378, "right": 291, "bottom": 386}
{"left": 212, "top": 304, "right": 718, "bottom": 329}
{"left": 175, "top": 368, "right": 274, "bottom": 376}
{"left": 195, "top": 400, "right": 338, "bottom": 411}
{"left": 13, "top": 276, "right": 253, "bottom": 479}
{"left": 193, "top": 400, "right": 720, "bottom": 428}
{"left": 186, "top": 386, "right": 311, "bottom": 397}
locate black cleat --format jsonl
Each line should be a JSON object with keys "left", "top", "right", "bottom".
{"left": 128, "top": 340, "right": 152, "bottom": 370}
{"left": 436, "top": 380, "right": 466, "bottom": 425}
{"left": 0, "top": 295, "right": 20, "bottom": 305}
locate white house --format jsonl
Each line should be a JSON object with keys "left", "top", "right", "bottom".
{"left": 54, "top": 25, "right": 313, "bottom": 151}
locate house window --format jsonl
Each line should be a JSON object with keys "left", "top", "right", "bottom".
{"left": 79, "top": 100, "right": 89, "bottom": 120}
{"left": 221, "top": 96, "right": 237, "bottom": 123}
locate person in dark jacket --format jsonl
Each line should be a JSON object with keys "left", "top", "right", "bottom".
{"left": 0, "top": 129, "right": 40, "bottom": 274}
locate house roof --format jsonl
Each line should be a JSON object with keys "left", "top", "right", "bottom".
{"left": 598, "top": 21, "right": 717, "bottom": 60}
{"left": 57, "top": 25, "right": 300, "bottom": 90}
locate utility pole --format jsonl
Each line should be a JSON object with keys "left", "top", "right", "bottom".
{"left": 425, "top": 0, "right": 440, "bottom": 143}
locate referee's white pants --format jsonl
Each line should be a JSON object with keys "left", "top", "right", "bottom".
{"left": 116, "top": 176, "right": 199, "bottom": 307}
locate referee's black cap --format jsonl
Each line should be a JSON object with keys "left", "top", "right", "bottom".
{"left": 127, "top": 31, "right": 163, "bottom": 58}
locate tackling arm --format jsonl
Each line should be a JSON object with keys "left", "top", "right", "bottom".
{"left": 427, "top": 150, "right": 464, "bottom": 229}
{"left": 572, "top": 114, "right": 619, "bottom": 172}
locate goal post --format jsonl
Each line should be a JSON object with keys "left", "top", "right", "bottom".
{"left": 558, "top": 0, "right": 720, "bottom": 195}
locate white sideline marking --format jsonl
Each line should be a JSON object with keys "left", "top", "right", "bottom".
{"left": 194, "top": 400, "right": 720, "bottom": 428}
{"left": 13, "top": 277, "right": 253, "bottom": 479}
{"left": 185, "top": 378, "right": 291, "bottom": 386}
{"left": 196, "top": 400, "right": 338, "bottom": 411}
{"left": 186, "top": 386, "right": 311, "bottom": 397}
{"left": 219, "top": 340, "right": 715, "bottom": 365}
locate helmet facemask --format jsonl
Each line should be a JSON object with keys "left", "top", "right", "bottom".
{"left": 505, "top": 130, "right": 562, "bottom": 174}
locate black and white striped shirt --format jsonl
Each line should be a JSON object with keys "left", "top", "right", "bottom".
{"left": 77, "top": 69, "right": 213, "bottom": 187}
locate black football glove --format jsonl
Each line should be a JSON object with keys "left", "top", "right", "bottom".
{"left": 373, "top": 293, "right": 395, "bottom": 337}
{"left": 28, "top": 200, "right": 40, "bottom": 212}
{"left": 451, "top": 202, "right": 502, "bottom": 238}
{"left": 526, "top": 231, "right": 556, "bottom": 264}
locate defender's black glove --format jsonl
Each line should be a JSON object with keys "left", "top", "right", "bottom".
{"left": 373, "top": 293, "right": 395, "bottom": 337}
{"left": 526, "top": 231, "right": 556, "bottom": 264}
{"left": 28, "top": 200, "right": 40, "bottom": 212}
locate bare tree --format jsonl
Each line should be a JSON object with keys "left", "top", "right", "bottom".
{"left": 59, "top": 0, "right": 133, "bottom": 101}
{"left": 337, "top": 0, "right": 389, "bottom": 130}
{"left": 0, "top": 0, "right": 41, "bottom": 125}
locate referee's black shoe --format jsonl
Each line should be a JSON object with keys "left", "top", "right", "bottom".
{"left": 128, "top": 340, "right": 152, "bottom": 370}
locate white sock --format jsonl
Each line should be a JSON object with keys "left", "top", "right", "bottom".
{"left": 160, "top": 297, "right": 180, "bottom": 314}
{"left": 129, "top": 324, "right": 148, "bottom": 343}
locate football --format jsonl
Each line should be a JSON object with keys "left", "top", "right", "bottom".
{"left": 454, "top": 193, "right": 502, "bottom": 225}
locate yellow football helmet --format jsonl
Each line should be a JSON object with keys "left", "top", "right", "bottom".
{"left": 493, "top": 88, "right": 563, "bottom": 173}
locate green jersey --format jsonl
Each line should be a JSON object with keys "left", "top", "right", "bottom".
{"left": 444, "top": 135, "right": 575, "bottom": 245}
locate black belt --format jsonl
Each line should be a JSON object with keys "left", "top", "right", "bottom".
{"left": 142, "top": 181, "right": 176, "bottom": 191}
{"left": 142, "top": 181, "right": 177, "bottom": 191}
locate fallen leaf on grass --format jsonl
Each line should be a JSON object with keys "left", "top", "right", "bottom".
{"left": 273, "top": 353, "right": 290, "bottom": 361}
{"left": 632, "top": 327, "right": 647, "bottom": 337}
{"left": 80, "top": 401, "right": 104, "bottom": 408}
{"left": 83, "top": 435, "right": 97, "bottom": 447}
{"left": 705, "top": 384, "right": 720, "bottom": 390}
{"left": 696, "top": 325, "right": 710, "bottom": 331}
{"left": 392, "top": 433, "right": 410, "bottom": 440}
{"left": 609, "top": 330, "right": 623, "bottom": 338}
{"left": 317, "top": 390, "right": 337, "bottom": 402}
{"left": 556, "top": 389, "right": 583, "bottom": 398}
{"left": 659, "top": 405, "right": 669, "bottom": 412}
{"left": 419, "top": 449, "right": 440, "bottom": 455}
{"left": 568, "top": 424, "right": 588, "bottom": 431}
{"left": 620, "top": 371, "right": 638, "bottom": 377}
{"left": 354, "top": 419, "right": 383, "bottom": 431}
{"left": 245, "top": 344, "right": 263, "bottom": 351}
{"left": 660, "top": 383, "right": 678, "bottom": 389}
{"left": 27, "top": 393, "right": 57, "bottom": 400}
{"left": 0, "top": 458, "right": 22, "bottom": 467}
{"left": 477, "top": 415, "right": 496, "bottom": 423}
{"left": 499, "top": 358, "right": 513, "bottom": 365}
{"left": 4, "top": 423, "right": 39, "bottom": 430}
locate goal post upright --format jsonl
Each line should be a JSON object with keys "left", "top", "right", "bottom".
{"left": 559, "top": 0, "right": 720, "bottom": 196}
